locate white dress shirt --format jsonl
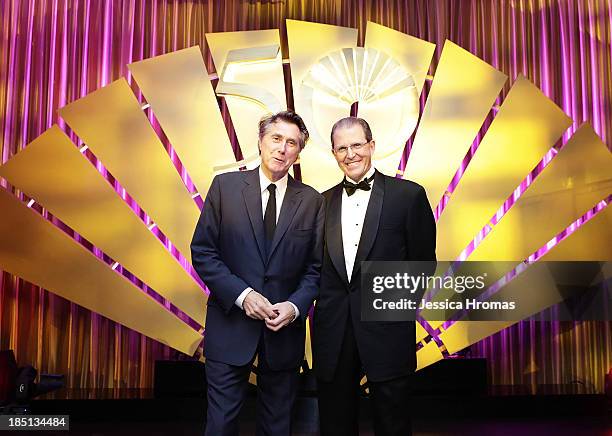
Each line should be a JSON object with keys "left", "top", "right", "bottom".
{"left": 341, "top": 166, "right": 376, "bottom": 280}
{"left": 235, "top": 168, "right": 298, "bottom": 320}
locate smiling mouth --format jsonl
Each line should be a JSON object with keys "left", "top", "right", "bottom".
{"left": 273, "top": 157, "right": 284, "bottom": 163}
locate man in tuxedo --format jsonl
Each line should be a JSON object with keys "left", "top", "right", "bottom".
{"left": 313, "top": 117, "right": 436, "bottom": 436}
{"left": 191, "top": 111, "right": 324, "bottom": 436}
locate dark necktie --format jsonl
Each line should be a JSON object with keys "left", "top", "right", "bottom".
{"left": 343, "top": 174, "right": 374, "bottom": 196}
{"left": 264, "top": 183, "right": 277, "bottom": 255}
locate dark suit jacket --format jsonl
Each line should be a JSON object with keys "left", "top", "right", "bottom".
{"left": 191, "top": 168, "right": 324, "bottom": 371}
{"left": 313, "top": 170, "right": 436, "bottom": 382}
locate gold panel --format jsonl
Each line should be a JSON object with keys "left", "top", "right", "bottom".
{"left": 364, "top": 22, "right": 434, "bottom": 96}
{"left": 541, "top": 202, "right": 611, "bottom": 261}
{"left": 471, "top": 124, "right": 612, "bottom": 261}
{"left": 416, "top": 320, "right": 429, "bottom": 343}
{"left": 0, "top": 126, "right": 206, "bottom": 326}
{"left": 128, "top": 46, "right": 236, "bottom": 197}
{"left": 436, "top": 75, "right": 573, "bottom": 260}
{"left": 58, "top": 79, "right": 200, "bottom": 260}
{"left": 438, "top": 206, "right": 611, "bottom": 355}
{"left": 287, "top": 19, "right": 358, "bottom": 192}
{"left": 0, "top": 188, "right": 202, "bottom": 355}
{"left": 363, "top": 22, "right": 436, "bottom": 177}
{"left": 416, "top": 339, "right": 444, "bottom": 371}
{"left": 206, "top": 30, "right": 286, "bottom": 164}
{"left": 305, "top": 317, "right": 313, "bottom": 370}
{"left": 404, "top": 40, "right": 507, "bottom": 211}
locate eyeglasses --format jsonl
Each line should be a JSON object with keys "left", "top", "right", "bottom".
{"left": 332, "top": 141, "right": 371, "bottom": 157}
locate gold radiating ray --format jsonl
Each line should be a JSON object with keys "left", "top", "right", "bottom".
{"left": 438, "top": 205, "right": 611, "bottom": 355}
{"left": 287, "top": 19, "right": 358, "bottom": 192}
{"left": 436, "top": 75, "right": 573, "bottom": 261}
{"left": 305, "top": 317, "right": 313, "bottom": 370}
{"left": 470, "top": 123, "right": 612, "bottom": 261}
{"left": 206, "top": 30, "right": 287, "bottom": 164}
{"left": 58, "top": 79, "right": 200, "bottom": 260}
{"left": 0, "top": 188, "right": 202, "bottom": 355}
{"left": 416, "top": 320, "right": 429, "bottom": 343}
{"left": 363, "top": 21, "right": 436, "bottom": 177}
{"left": 403, "top": 40, "right": 508, "bottom": 210}
{"left": 128, "top": 46, "right": 236, "bottom": 198}
{"left": 416, "top": 339, "right": 444, "bottom": 371}
{"left": 365, "top": 22, "right": 434, "bottom": 97}
{"left": 0, "top": 126, "right": 207, "bottom": 326}
{"left": 541, "top": 201, "right": 611, "bottom": 261}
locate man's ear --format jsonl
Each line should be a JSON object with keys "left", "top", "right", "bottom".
{"left": 370, "top": 140, "right": 376, "bottom": 153}
{"left": 258, "top": 140, "right": 262, "bottom": 156}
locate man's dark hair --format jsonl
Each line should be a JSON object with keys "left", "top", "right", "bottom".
{"left": 258, "top": 110, "right": 310, "bottom": 149}
{"left": 330, "top": 117, "right": 373, "bottom": 148}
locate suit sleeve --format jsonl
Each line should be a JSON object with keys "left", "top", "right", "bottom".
{"left": 287, "top": 195, "right": 325, "bottom": 321}
{"left": 407, "top": 186, "right": 437, "bottom": 262}
{"left": 191, "top": 175, "right": 249, "bottom": 314}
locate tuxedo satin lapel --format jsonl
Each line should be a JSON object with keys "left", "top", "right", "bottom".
{"left": 350, "top": 171, "right": 384, "bottom": 283}
{"left": 327, "top": 183, "right": 349, "bottom": 286}
{"left": 242, "top": 170, "right": 266, "bottom": 263}
{"left": 267, "top": 176, "right": 303, "bottom": 261}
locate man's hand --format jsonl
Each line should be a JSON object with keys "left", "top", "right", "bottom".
{"left": 243, "top": 290, "right": 277, "bottom": 321}
{"left": 265, "top": 302, "right": 296, "bottom": 332}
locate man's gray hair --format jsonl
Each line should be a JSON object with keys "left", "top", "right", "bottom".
{"left": 258, "top": 110, "right": 310, "bottom": 149}
{"left": 330, "top": 117, "right": 373, "bottom": 148}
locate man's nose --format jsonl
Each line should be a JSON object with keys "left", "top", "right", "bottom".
{"left": 346, "top": 146, "right": 356, "bottom": 159}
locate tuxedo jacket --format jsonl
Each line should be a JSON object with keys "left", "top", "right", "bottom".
{"left": 191, "top": 169, "right": 324, "bottom": 371}
{"left": 313, "top": 170, "right": 436, "bottom": 382}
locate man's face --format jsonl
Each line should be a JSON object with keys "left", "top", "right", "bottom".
{"left": 332, "top": 124, "right": 375, "bottom": 182}
{"left": 259, "top": 121, "right": 302, "bottom": 181}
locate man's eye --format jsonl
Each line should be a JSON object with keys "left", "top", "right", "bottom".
{"left": 272, "top": 136, "right": 281, "bottom": 142}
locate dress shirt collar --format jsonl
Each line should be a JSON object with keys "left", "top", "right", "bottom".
{"left": 258, "top": 166, "right": 288, "bottom": 196}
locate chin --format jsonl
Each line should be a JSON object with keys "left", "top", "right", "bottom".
{"left": 345, "top": 167, "right": 364, "bottom": 180}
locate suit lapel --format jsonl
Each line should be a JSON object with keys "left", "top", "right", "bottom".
{"left": 267, "top": 176, "right": 303, "bottom": 261}
{"left": 326, "top": 183, "right": 350, "bottom": 286}
{"left": 350, "top": 170, "right": 385, "bottom": 284}
{"left": 242, "top": 169, "right": 266, "bottom": 263}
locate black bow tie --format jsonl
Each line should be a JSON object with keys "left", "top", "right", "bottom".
{"left": 343, "top": 174, "right": 374, "bottom": 196}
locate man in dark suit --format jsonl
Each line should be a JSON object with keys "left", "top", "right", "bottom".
{"left": 313, "top": 117, "right": 436, "bottom": 436}
{"left": 191, "top": 111, "right": 324, "bottom": 436}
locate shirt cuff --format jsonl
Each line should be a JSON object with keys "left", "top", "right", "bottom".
{"left": 235, "top": 287, "right": 253, "bottom": 309}
{"left": 288, "top": 302, "right": 299, "bottom": 322}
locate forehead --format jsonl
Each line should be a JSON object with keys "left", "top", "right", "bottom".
{"left": 332, "top": 124, "right": 367, "bottom": 145}
{"left": 263, "top": 120, "right": 300, "bottom": 138}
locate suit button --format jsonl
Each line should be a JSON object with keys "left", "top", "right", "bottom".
{"left": 264, "top": 276, "right": 269, "bottom": 283}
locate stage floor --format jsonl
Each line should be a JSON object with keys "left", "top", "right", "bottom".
{"left": 18, "top": 415, "right": 608, "bottom": 436}
{"left": 14, "top": 385, "right": 610, "bottom": 435}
